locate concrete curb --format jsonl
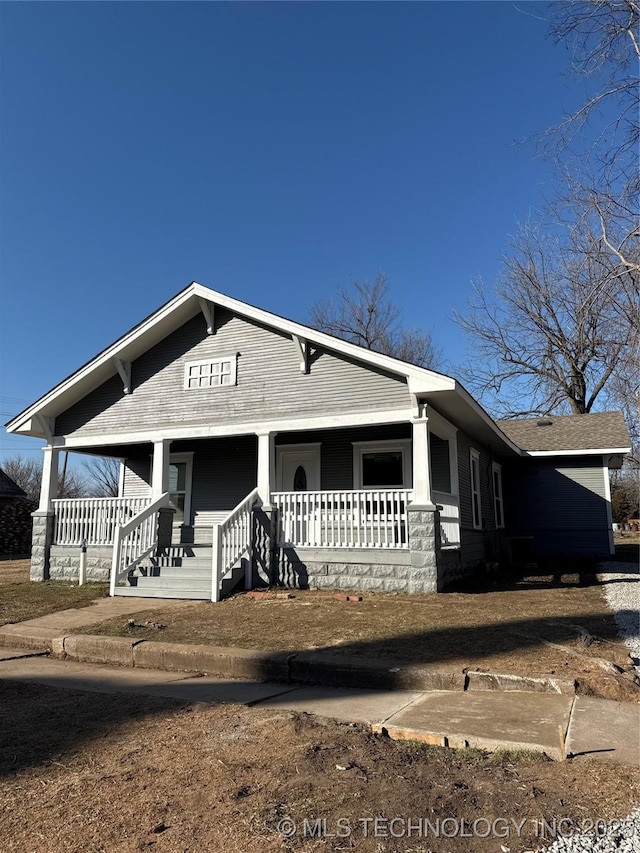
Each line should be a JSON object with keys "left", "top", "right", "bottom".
{"left": 0, "top": 626, "right": 60, "bottom": 650}
{"left": 21, "top": 632, "right": 578, "bottom": 696}
{"left": 371, "top": 722, "right": 565, "bottom": 761}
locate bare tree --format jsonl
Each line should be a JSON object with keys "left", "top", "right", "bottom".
{"left": 83, "top": 456, "right": 121, "bottom": 497}
{"left": 454, "top": 217, "right": 638, "bottom": 418}
{"left": 310, "top": 274, "right": 440, "bottom": 369}
{"left": 544, "top": 1, "right": 639, "bottom": 278}
{"left": 456, "top": 2, "right": 640, "bottom": 425}
{"left": 546, "top": 0, "right": 639, "bottom": 173}
{"left": 2, "top": 454, "right": 88, "bottom": 503}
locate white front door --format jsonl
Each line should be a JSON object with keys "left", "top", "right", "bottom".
{"left": 276, "top": 444, "right": 321, "bottom": 546}
{"left": 277, "top": 444, "right": 321, "bottom": 492}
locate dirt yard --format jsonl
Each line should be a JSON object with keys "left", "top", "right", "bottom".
{"left": 0, "top": 680, "right": 637, "bottom": 853}
{"left": 77, "top": 568, "right": 638, "bottom": 700}
{"left": 0, "top": 558, "right": 108, "bottom": 626}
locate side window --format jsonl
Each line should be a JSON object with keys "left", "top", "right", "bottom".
{"left": 470, "top": 449, "right": 482, "bottom": 530}
{"left": 492, "top": 462, "right": 504, "bottom": 529}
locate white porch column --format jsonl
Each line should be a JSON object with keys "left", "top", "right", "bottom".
{"left": 411, "top": 414, "right": 434, "bottom": 507}
{"left": 151, "top": 439, "right": 172, "bottom": 500}
{"left": 256, "top": 431, "right": 275, "bottom": 508}
{"left": 38, "top": 446, "right": 60, "bottom": 511}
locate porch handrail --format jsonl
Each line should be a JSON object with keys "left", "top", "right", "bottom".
{"left": 110, "top": 492, "right": 170, "bottom": 595}
{"left": 53, "top": 496, "right": 150, "bottom": 546}
{"left": 272, "top": 489, "right": 413, "bottom": 549}
{"left": 211, "top": 488, "right": 260, "bottom": 603}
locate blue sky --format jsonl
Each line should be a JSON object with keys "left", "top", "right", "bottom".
{"left": 0, "top": 1, "right": 585, "bottom": 461}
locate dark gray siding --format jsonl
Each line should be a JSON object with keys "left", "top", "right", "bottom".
{"left": 55, "top": 310, "right": 411, "bottom": 438}
{"left": 429, "top": 433, "right": 451, "bottom": 493}
{"left": 173, "top": 435, "right": 257, "bottom": 528}
{"left": 457, "top": 431, "right": 504, "bottom": 566}
{"left": 276, "top": 424, "right": 412, "bottom": 490}
{"left": 122, "top": 459, "right": 151, "bottom": 497}
{"left": 503, "top": 456, "right": 611, "bottom": 558}
{"left": 122, "top": 436, "right": 258, "bottom": 529}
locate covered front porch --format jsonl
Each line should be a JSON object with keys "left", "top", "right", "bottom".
{"left": 33, "top": 413, "right": 462, "bottom": 599}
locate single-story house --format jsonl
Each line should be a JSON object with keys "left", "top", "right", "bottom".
{"left": 5, "top": 282, "right": 630, "bottom": 599}
{"left": 0, "top": 468, "right": 36, "bottom": 555}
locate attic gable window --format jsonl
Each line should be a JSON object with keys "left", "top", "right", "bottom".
{"left": 184, "top": 355, "right": 237, "bottom": 390}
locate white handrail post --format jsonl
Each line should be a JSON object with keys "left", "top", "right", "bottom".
{"left": 211, "top": 523, "right": 222, "bottom": 602}
{"left": 110, "top": 527, "right": 122, "bottom": 597}
{"left": 244, "top": 506, "right": 253, "bottom": 590}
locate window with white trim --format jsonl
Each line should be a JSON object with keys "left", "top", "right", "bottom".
{"left": 492, "top": 462, "right": 505, "bottom": 529}
{"left": 352, "top": 440, "right": 412, "bottom": 489}
{"left": 184, "top": 355, "right": 237, "bottom": 390}
{"left": 470, "top": 448, "right": 482, "bottom": 529}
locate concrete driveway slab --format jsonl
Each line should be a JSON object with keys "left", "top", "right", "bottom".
{"left": 566, "top": 695, "right": 640, "bottom": 766}
{"left": 374, "top": 690, "right": 574, "bottom": 759}
{"left": 253, "top": 685, "right": 422, "bottom": 723}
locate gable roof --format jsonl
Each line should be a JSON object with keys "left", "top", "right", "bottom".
{"left": 0, "top": 468, "right": 33, "bottom": 502}
{"left": 5, "top": 282, "right": 524, "bottom": 456}
{"left": 496, "top": 411, "right": 631, "bottom": 454}
{"left": 5, "top": 282, "right": 629, "bottom": 462}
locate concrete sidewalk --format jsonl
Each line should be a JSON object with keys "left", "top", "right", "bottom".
{"left": 1, "top": 597, "right": 638, "bottom": 766}
{"left": 1, "top": 647, "right": 638, "bottom": 766}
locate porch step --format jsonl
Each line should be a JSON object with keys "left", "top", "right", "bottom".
{"left": 116, "top": 548, "right": 245, "bottom": 601}
{"left": 129, "top": 576, "right": 214, "bottom": 591}
{"left": 113, "top": 586, "right": 211, "bottom": 600}
{"left": 145, "top": 566, "right": 212, "bottom": 579}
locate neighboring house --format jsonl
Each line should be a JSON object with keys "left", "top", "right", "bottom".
{"left": 0, "top": 468, "right": 36, "bottom": 555}
{"left": 4, "top": 283, "right": 631, "bottom": 599}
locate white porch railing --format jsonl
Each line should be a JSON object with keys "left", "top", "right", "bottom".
{"left": 52, "top": 497, "right": 150, "bottom": 546}
{"left": 273, "top": 489, "right": 412, "bottom": 549}
{"left": 110, "top": 493, "right": 170, "bottom": 595}
{"left": 211, "top": 488, "right": 260, "bottom": 602}
{"left": 432, "top": 490, "right": 460, "bottom": 547}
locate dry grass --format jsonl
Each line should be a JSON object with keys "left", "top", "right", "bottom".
{"left": 78, "top": 569, "right": 635, "bottom": 684}
{"left": 0, "top": 558, "right": 108, "bottom": 627}
{"left": 1, "top": 680, "right": 638, "bottom": 853}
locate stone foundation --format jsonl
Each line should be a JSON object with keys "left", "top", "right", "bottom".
{"left": 48, "top": 545, "right": 112, "bottom": 582}
{"left": 407, "top": 505, "right": 442, "bottom": 592}
{"left": 273, "top": 547, "right": 440, "bottom": 594}
{"left": 30, "top": 511, "right": 54, "bottom": 581}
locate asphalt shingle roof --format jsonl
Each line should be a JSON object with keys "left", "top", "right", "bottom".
{"left": 496, "top": 411, "right": 631, "bottom": 453}
{"left": 0, "top": 468, "right": 31, "bottom": 500}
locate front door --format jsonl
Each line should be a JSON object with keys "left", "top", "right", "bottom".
{"left": 277, "top": 444, "right": 321, "bottom": 492}
{"left": 276, "top": 444, "right": 321, "bottom": 545}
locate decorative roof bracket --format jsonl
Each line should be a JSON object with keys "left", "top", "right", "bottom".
{"left": 291, "top": 334, "right": 309, "bottom": 374}
{"left": 198, "top": 297, "right": 215, "bottom": 335}
{"left": 113, "top": 358, "right": 132, "bottom": 395}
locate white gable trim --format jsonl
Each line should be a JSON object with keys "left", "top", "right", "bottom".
{"left": 526, "top": 447, "right": 631, "bottom": 457}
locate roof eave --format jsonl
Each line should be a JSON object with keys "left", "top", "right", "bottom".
{"left": 525, "top": 447, "right": 631, "bottom": 457}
